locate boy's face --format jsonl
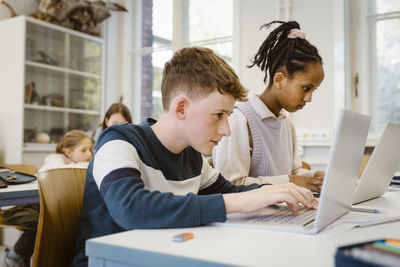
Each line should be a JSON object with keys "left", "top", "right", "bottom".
{"left": 183, "top": 90, "right": 235, "bottom": 155}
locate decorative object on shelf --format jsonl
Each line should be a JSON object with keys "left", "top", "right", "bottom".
{"left": 36, "top": 50, "right": 59, "bottom": 66}
{"left": 43, "top": 93, "right": 64, "bottom": 107}
{"left": 0, "top": 0, "right": 17, "bottom": 17}
{"left": 24, "top": 82, "right": 40, "bottom": 104}
{"left": 24, "top": 128, "right": 37, "bottom": 143}
{"left": 35, "top": 132, "right": 51, "bottom": 143}
{"left": 31, "top": 0, "right": 127, "bottom": 36}
{"left": 50, "top": 128, "right": 64, "bottom": 143}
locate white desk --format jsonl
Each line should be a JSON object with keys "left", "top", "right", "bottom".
{"left": 86, "top": 190, "right": 400, "bottom": 267}
{"left": 0, "top": 181, "right": 39, "bottom": 206}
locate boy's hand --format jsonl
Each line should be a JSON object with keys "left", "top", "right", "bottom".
{"left": 223, "top": 183, "right": 318, "bottom": 216}
{"left": 289, "top": 171, "right": 324, "bottom": 192}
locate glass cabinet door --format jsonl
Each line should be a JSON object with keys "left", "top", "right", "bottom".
{"left": 23, "top": 21, "right": 102, "bottom": 146}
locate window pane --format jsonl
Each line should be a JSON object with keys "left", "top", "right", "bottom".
{"left": 142, "top": 0, "right": 173, "bottom": 48}
{"left": 187, "top": 0, "right": 232, "bottom": 43}
{"left": 373, "top": 18, "right": 400, "bottom": 130}
{"left": 201, "top": 41, "right": 232, "bottom": 65}
{"left": 153, "top": 0, "right": 173, "bottom": 47}
{"left": 134, "top": 49, "right": 172, "bottom": 121}
{"left": 370, "top": 0, "right": 400, "bottom": 14}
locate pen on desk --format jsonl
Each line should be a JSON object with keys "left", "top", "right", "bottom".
{"left": 350, "top": 207, "right": 380, "bottom": 214}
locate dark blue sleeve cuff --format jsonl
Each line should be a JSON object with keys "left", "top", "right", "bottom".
{"left": 197, "top": 194, "right": 226, "bottom": 224}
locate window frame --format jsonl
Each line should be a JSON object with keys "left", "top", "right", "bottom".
{"left": 348, "top": 0, "right": 400, "bottom": 134}
{"left": 126, "top": 0, "right": 234, "bottom": 122}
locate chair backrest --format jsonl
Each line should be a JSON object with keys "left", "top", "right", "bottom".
{"left": 32, "top": 168, "right": 86, "bottom": 267}
{"left": 301, "top": 161, "right": 311, "bottom": 170}
{"left": 0, "top": 164, "right": 38, "bottom": 176}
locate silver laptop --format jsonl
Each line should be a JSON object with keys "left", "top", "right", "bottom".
{"left": 352, "top": 122, "right": 400, "bottom": 204}
{"left": 215, "top": 109, "right": 371, "bottom": 234}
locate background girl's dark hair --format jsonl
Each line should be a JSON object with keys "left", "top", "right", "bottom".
{"left": 248, "top": 20, "right": 323, "bottom": 86}
{"left": 101, "top": 103, "right": 133, "bottom": 130}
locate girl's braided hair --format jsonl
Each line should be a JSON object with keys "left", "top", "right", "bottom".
{"left": 248, "top": 20, "right": 323, "bottom": 86}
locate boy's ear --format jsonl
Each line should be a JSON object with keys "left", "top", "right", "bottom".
{"left": 273, "top": 72, "right": 287, "bottom": 89}
{"left": 174, "top": 96, "right": 189, "bottom": 120}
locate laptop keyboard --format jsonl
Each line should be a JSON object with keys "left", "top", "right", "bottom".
{"left": 247, "top": 206, "right": 316, "bottom": 226}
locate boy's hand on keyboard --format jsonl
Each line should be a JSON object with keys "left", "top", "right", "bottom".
{"left": 289, "top": 172, "right": 324, "bottom": 192}
{"left": 223, "top": 183, "right": 319, "bottom": 216}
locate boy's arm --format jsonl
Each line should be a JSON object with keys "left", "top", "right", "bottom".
{"left": 93, "top": 138, "right": 227, "bottom": 229}
{"left": 212, "top": 110, "right": 290, "bottom": 185}
{"left": 198, "top": 161, "right": 318, "bottom": 215}
{"left": 222, "top": 183, "right": 318, "bottom": 215}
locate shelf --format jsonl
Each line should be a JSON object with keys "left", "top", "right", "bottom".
{"left": 24, "top": 104, "right": 101, "bottom": 115}
{"left": 0, "top": 16, "right": 103, "bottom": 165}
{"left": 25, "top": 16, "right": 104, "bottom": 43}
{"left": 23, "top": 143, "right": 56, "bottom": 152}
{"left": 25, "top": 60, "right": 101, "bottom": 79}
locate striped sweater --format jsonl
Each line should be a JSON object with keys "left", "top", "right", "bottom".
{"left": 71, "top": 119, "right": 259, "bottom": 267}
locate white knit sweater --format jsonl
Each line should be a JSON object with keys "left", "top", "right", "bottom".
{"left": 212, "top": 94, "right": 314, "bottom": 185}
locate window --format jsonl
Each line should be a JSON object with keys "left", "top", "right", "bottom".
{"left": 349, "top": 0, "right": 400, "bottom": 132}
{"left": 128, "top": 0, "right": 233, "bottom": 122}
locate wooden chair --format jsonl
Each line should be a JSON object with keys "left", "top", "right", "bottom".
{"left": 0, "top": 164, "right": 38, "bottom": 176}
{"left": 0, "top": 164, "right": 38, "bottom": 231}
{"left": 32, "top": 168, "right": 86, "bottom": 267}
{"left": 301, "top": 161, "right": 311, "bottom": 170}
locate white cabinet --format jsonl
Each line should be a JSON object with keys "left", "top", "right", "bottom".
{"left": 0, "top": 16, "right": 104, "bottom": 166}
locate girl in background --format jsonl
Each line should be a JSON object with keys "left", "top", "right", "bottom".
{"left": 213, "top": 20, "right": 325, "bottom": 192}
{"left": 38, "top": 130, "right": 93, "bottom": 173}
{"left": 2, "top": 130, "right": 93, "bottom": 267}
{"left": 92, "top": 102, "right": 132, "bottom": 152}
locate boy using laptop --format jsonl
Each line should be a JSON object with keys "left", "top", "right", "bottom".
{"left": 71, "top": 47, "right": 317, "bottom": 267}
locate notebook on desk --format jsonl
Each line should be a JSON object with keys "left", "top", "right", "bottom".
{"left": 215, "top": 109, "right": 371, "bottom": 234}
{"left": 352, "top": 122, "right": 400, "bottom": 204}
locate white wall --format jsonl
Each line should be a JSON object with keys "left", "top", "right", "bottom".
{"left": 236, "top": 0, "right": 339, "bottom": 129}
{"left": 103, "top": 0, "right": 130, "bottom": 109}
{"left": 0, "top": 0, "right": 37, "bottom": 19}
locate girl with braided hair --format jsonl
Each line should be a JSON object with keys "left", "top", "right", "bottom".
{"left": 213, "top": 20, "right": 325, "bottom": 192}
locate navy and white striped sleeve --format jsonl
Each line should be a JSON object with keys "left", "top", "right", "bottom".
{"left": 91, "top": 130, "right": 227, "bottom": 229}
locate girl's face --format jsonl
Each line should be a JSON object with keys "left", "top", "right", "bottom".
{"left": 105, "top": 113, "right": 128, "bottom": 127}
{"left": 277, "top": 62, "right": 324, "bottom": 113}
{"left": 65, "top": 137, "right": 93, "bottom": 163}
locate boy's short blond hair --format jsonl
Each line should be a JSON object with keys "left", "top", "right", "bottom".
{"left": 161, "top": 47, "right": 247, "bottom": 111}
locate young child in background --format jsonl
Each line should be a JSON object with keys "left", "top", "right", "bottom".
{"left": 2, "top": 130, "right": 93, "bottom": 267}
{"left": 71, "top": 47, "right": 318, "bottom": 267}
{"left": 38, "top": 130, "right": 93, "bottom": 174}
{"left": 213, "top": 21, "right": 325, "bottom": 192}
{"left": 92, "top": 102, "right": 132, "bottom": 152}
